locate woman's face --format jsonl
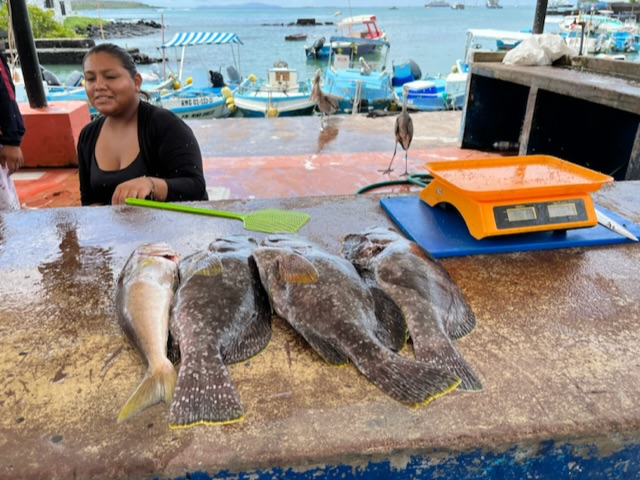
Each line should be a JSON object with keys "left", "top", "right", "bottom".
{"left": 83, "top": 52, "right": 143, "bottom": 117}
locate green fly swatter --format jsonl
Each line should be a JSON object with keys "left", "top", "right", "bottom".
{"left": 125, "top": 198, "right": 310, "bottom": 234}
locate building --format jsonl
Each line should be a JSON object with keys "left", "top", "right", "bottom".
{"left": 28, "top": 0, "right": 74, "bottom": 24}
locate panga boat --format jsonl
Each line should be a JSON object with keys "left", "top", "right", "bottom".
{"left": 285, "top": 33, "right": 307, "bottom": 41}
{"left": 232, "top": 61, "right": 315, "bottom": 118}
{"left": 159, "top": 31, "right": 245, "bottom": 119}
{"left": 305, "top": 14, "right": 387, "bottom": 59}
{"left": 320, "top": 36, "right": 396, "bottom": 114}
{"left": 392, "top": 61, "right": 466, "bottom": 112}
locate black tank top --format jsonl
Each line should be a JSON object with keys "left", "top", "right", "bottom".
{"left": 89, "top": 152, "right": 147, "bottom": 205}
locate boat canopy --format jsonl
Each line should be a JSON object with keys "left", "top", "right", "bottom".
{"left": 329, "top": 36, "right": 390, "bottom": 48}
{"left": 162, "top": 32, "right": 244, "bottom": 49}
{"left": 466, "top": 29, "right": 533, "bottom": 41}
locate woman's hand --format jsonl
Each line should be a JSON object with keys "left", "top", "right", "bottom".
{"left": 0, "top": 145, "right": 25, "bottom": 175}
{"left": 111, "top": 176, "right": 158, "bottom": 205}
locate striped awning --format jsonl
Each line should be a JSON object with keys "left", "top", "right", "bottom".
{"left": 162, "top": 32, "right": 243, "bottom": 48}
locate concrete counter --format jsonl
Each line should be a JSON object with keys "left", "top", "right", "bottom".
{"left": 1, "top": 186, "right": 640, "bottom": 479}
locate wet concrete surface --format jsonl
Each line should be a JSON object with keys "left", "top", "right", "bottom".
{"left": 1, "top": 181, "right": 640, "bottom": 478}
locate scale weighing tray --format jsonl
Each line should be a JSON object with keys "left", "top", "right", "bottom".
{"left": 419, "top": 155, "right": 613, "bottom": 240}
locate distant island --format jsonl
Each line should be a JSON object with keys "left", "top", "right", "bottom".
{"left": 71, "top": 0, "right": 153, "bottom": 9}
{"left": 70, "top": 1, "right": 280, "bottom": 9}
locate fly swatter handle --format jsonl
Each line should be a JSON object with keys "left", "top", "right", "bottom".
{"left": 125, "top": 198, "right": 242, "bottom": 220}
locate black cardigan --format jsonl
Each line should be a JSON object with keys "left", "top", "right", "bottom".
{"left": 0, "top": 52, "right": 25, "bottom": 147}
{"left": 77, "top": 101, "right": 208, "bottom": 205}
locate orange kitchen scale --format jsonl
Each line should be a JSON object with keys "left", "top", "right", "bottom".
{"left": 419, "top": 155, "right": 613, "bottom": 240}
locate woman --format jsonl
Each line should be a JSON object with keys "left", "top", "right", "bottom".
{"left": 77, "top": 43, "right": 208, "bottom": 206}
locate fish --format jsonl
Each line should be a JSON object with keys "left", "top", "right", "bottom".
{"left": 342, "top": 227, "right": 483, "bottom": 391}
{"left": 250, "top": 234, "right": 460, "bottom": 407}
{"left": 115, "top": 242, "right": 181, "bottom": 423}
{"left": 169, "top": 235, "right": 272, "bottom": 428}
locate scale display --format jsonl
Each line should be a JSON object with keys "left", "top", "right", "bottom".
{"left": 420, "top": 155, "right": 613, "bottom": 239}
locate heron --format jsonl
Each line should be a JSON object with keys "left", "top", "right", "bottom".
{"left": 311, "top": 68, "right": 339, "bottom": 130}
{"left": 380, "top": 86, "right": 413, "bottom": 176}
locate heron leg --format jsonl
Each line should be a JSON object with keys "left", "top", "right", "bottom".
{"left": 379, "top": 143, "right": 398, "bottom": 174}
{"left": 401, "top": 149, "right": 410, "bottom": 177}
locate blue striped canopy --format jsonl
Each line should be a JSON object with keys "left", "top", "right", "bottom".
{"left": 162, "top": 32, "right": 243, "bottom": 48}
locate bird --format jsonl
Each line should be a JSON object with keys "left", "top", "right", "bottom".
{"left": 380, "top": 86, "right": 413, "bottom": 176}
{"left": 311, "top": 69, "right": 339, "bottom": 130}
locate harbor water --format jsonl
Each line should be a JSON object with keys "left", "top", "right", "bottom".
{"left": 47, "top": 5, "right": 638, "bottom": 85}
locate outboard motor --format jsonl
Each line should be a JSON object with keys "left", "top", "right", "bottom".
{"left": 64, "top": 70, "right": 84, "bottom": 87}
{"left": 209, "top": 70, "right": 226, "bottom": 88}
{"left": 311, "top": 37, "right": 325, "bottom": 58}
{"left": 273, "top": 59, "right": 288, "bottom": 68}
{"left": 406, "top": 59, "right": 422, "bottom": 81}
{"left": 226, "top": 65, "right": 241, "bottom": 84}
{"left": 40, "top": 66, "right": 61, "bottom": 86}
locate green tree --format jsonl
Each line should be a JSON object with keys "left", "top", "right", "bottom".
{"left": 0, "top": 3, "right": 79, "bottom": 38}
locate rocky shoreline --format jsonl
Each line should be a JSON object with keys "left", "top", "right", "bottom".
{"left": 74, "top": 19, "right": 162, "bottom": 39}
{"left": 8, "top": 20, "right": 163, "bottom": 65}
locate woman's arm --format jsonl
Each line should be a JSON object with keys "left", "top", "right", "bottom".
{"left": 147, "top": 108, "right": 208, "bottom": 202}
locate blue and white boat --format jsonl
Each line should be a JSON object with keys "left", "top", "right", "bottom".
{"left": 305, "top": 14, "right": 388, "bottom": 60}
{"left": 159, "top": 31, "right": 244, "bottom": 119}
{"left": 232, "top": 61, "right": 315, "bottom": 118}
{"left": 391, "top": 61, "right": 466, "bottom": 112}
{"left": 319, "top": 36, "right": 396, "bottom": 114}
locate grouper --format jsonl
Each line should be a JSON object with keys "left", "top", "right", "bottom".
{"left": 342, "top": 227, "right": 483, "bottom": 391}
{"left": 169, "top": 235, "right": 272, "bottom": 428}
{"left": 115, "top": 242, "right": 180, "bottom": 423}
{"left": 250, "top": 234, "right": 460, "bottom": 407}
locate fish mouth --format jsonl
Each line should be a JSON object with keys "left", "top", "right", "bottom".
{"left": 209, "top": 235, "right": 257, "bottom": 252}
{"left": 137, "top": 243, "right": 180, "bottom": 263}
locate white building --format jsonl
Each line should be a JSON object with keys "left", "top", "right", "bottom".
{"left": 28, "top": 0, "right": 74, "bottom": 24}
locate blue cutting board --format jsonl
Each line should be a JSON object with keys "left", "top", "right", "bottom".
{"left": 380, "top": 196, "right": 640, "bottom": 258}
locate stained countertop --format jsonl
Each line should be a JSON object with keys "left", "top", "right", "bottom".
{"left": 1, "top": 184, "right": 640, "bottom": 479}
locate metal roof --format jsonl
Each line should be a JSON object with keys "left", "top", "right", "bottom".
{"left": 162, "top": 32, "right": 243, "bottom": 48}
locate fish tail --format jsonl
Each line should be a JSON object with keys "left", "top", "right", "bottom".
{"left": 117, "top": 358, "right": 177, "bottom": 423}
{"left": 415, "top": 342, "right": 483, "bottom": 392}
{"left": 363, "top": 353, "right": 460, "bottom": 407}
{"left": 169, "top": 352, "right": 244, "bottom": 429}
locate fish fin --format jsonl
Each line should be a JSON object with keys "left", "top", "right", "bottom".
{"left": 371, "top": 286, "right": 408, "bottom": 351}
{"left": 414, "top": 341, "right": 483, "bottom": 392}
{"left": 409, "top": 243, "right": 476, "bottom": 339}
{"left": 277, "top": 253, "right": 319, "bottom": 283}
{"left": 293, "top": 323, "right": 348, "bottom": 365}
{"left": 180, "top": 251, "right": 223, "bottom": 279}
{"left": 117, "top": 358, "right": 177, "bottom": 423}
{"left": 222, "top": 262, "right": 273, "bottom": 364}
{"left": 364, "top": 353, "right": 460, "bottom": 407}
{"left": 169, "top": 351, "right": 244, "bottom": 428}
{"left": 443, "top": 293, "right": 477, "bottom": 340}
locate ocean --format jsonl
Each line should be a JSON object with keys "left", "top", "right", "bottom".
{"left": 45, "top": 5, "right": 638, "bottom": 85}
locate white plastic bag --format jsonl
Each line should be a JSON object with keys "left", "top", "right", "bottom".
{"left": 0, "top": 163, "right": 20, "bottom": 211}
{"left": 503, "top": 34, "right": 578, "bottom": 66}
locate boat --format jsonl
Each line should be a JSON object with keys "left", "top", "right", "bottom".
{"left": 609, "top": 31, "right": 639, "bottom": 52}
{"left": 232, "top": 61, "right": 315, "bottom": 117}
{"left": 304, "top": 14, "right": 387, "bottom": 60}
{"left": 285, "top": 33, "right": 307, "bottom": 41}
{"left": 319, "top": 36, "right": 396, "bottom": 114}
{"left": 425, "top": 1, "right": 451, "bottom": 6}
{"left": 558, "top": 13, "right": 624, "bottom": 35}
{"left": 391, "top": 61, "right": 466, "bottom": 112}
{"left": 158, "top": 31, "right": 245, "bottom": 119}
{"left": 451, "top": 3, "right": 466, "bottom": 9}
{"left": 486, "top": 0, "right": 503, "bottom": 8}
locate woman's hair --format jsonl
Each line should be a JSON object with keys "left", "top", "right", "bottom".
{"left": 82, "top": 43, "right": 138, "bottom": 78}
